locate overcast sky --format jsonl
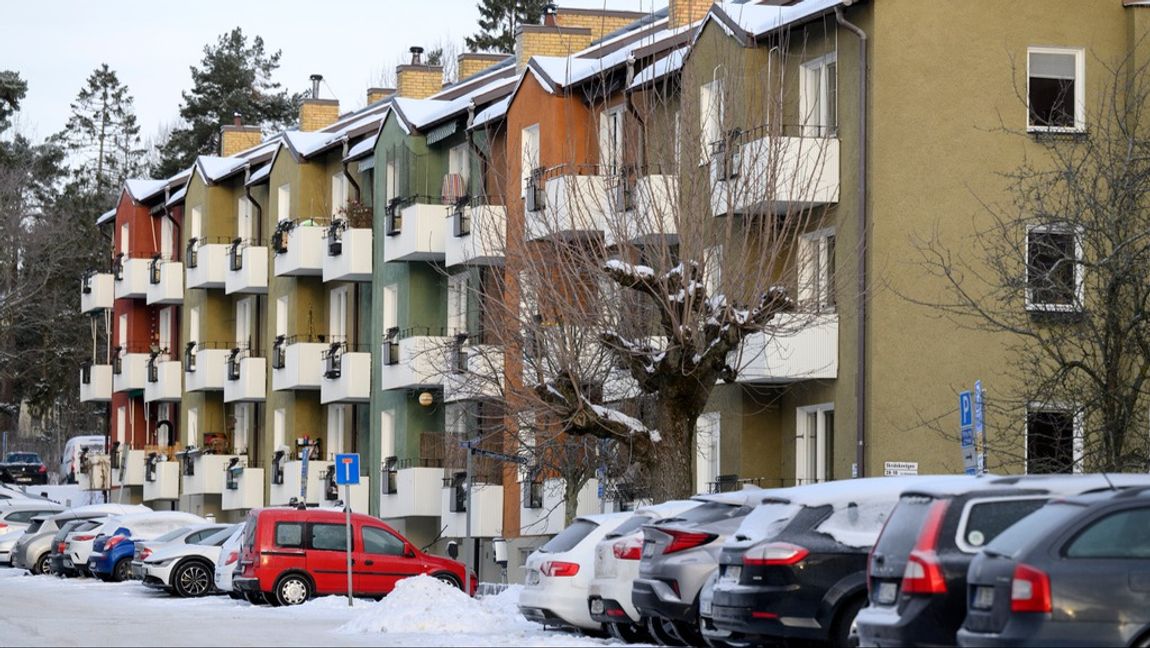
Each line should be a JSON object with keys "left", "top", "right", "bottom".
{"left": 4, "top": 0, "right": 665, "bottom": 144}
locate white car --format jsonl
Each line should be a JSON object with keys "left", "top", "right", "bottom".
{"left": 587, "top": 499, "right": 702, "bottom": 642}
{"left": 0, "top": 503, "right": 65, "bottom": 534}
{"left": 213, "top": 525, "right": 246, "bottom": 598}
{"left": 519, "top": 511, "right": 634, "bottom": 632}
{"left": 0, "top": 528, "right": 25, "bottom": 564}
{"left": 139, "top": 524, "right": 238, "bottom": 597}
{"left": 86, "top": 511, "right": 207, "bottom": 581}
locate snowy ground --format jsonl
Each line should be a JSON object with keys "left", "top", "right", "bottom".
{"left": 0, "top": 568, "right": 615, "bottom": 647}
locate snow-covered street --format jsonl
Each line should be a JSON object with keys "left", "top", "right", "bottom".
{"left": 0, "top": 568, "right": 613, "bottom": 647}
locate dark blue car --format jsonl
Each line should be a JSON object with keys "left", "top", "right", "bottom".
{"left": 88, "top": 527, "right": 135, "bottom": 582}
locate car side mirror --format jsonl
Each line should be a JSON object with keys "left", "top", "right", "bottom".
{"left": 404, "top": 544, "right": 416, "bottom": 559}
{"left": 446, "top": 540, "right": 459, "bottom": 560}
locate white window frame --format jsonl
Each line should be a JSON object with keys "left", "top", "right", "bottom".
{"left": 1026, "top": 47, "right": 1086, "bottom": 133}
{"left": 189, "top": 306, "right": 201, "bottom": 346}
{"left": 276, "top": 183, "right": 291, "bottom": 224}
{"left": 274, "top": 408, "right": 286, "bottom": 452}
{"left": 116, "top": 405, "right": 127, "bottom": 445}
{"left": 327, "top": 405, "right": 347, "bottom": 458}
{"left": 694, "top": 412, "right": 721, "bottom": 494}
{"left": 275, "top": 295, "right": 288, "bottom": 338}
{"left": 329, "top": 286, "right": 350, "bottom": 343}
{"left": 237, "top": 196, "right": 253, "bottom": 241}
{"left": 448, "top": 144, "right": 470, "bottom": 186}
{"left": 233, "top": 403, "right": 251, "bottom": 455}
{"left": 521, "top": 124, "right": 540, "bottom": 198}
{"left": 1024, "top": 223, "right": 1083, "bottom": 313}
{"left": 800, "top": 53, "right": 837, "bottom": 137}
{"left": 699, "top": 77, "right": 724, "bottom": 166}
{"left": 331, "top": 173, "right": 347, "bottom": 219}
{"left": 119, "top": 222, "right": 129, "bottom": 256}
{"left": 160, "top": 216, "right": 174, "bottom": 259}
{"left": 798, "top": 227, "right": 836, "bottom": 312}
{"left": 236, "top": 296, "right": 256, "bottom": 349}
{"left": 382, "top": 284, "right": 398, "bottom": 331}
{"left": 189, "top": 206, "right": 203, "bottom": 241}
{"left": 379, "top": 410, "right": 395, "bottom": 465}
{"left": 796, "top": 403, "right": 834, "bottom": 484}
{"left": 1024, "top": 404, "right": 1084, "bottom": 474}
{"left": 598, "top": 105, "right": 625, "bottom": 176}
{"left": 187, "top": 407, "right": 198, "bottom": 448}
{"left": 448, "top": 272, "right": 468, "bottom": 334}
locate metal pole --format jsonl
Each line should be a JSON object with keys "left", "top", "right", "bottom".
{"left": 345, "top": 483, "right": 353, "bottom": 607}
{"left": 464, "top": 442, "right": 473, "bottom": 595}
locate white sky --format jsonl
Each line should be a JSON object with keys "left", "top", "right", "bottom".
{"left": 3, "top": 0, "right": 666, "bottom": 144}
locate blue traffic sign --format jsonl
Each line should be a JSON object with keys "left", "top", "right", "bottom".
{"left": 335, "top": 453, "right": 360, "bottom": 485}
{"left": 959, "top": 391, "right": 973, "bottom": 429}
{"left": 973, "top": 380, "right": 984, "bottom": 434}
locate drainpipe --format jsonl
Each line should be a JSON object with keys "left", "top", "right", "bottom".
{"left": 836, "top": 4, "right": 868, "bottom": 478}
{"left": 244, "top": 166, "right": 264, "bottom": 356}
{"left": 162, "top": 189, "right": 181, "bottom": 263}
{"left": 341, "top": 138, "right": 362, "bottom": 203}
{"left": 623, "top": 54, "right": 646, "bottom": 127}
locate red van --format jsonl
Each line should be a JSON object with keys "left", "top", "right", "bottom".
{"left": 233, "top": 507, "right": 475, "bottom": 605}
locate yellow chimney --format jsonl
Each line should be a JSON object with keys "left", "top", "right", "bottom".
{"left": 514, "top": 24, "right": 594, "bottom": 70}
{"left": 367, "top": 87, "right": 394, "bottom": 105}
{"left": 457, "top": 53, "right": 508, "bottom": 80}
{"left": 219, "top": 115, "right": 262, "bottom": 156}
{"left": 668, "top": 0, "right": 713, "bottom": 28}
{"left": 299, "top": 99, "right": 340, "bottom": 132}
{"left": 396, "top": 46, "right": 444, "bottom": 99}
{"left": 554, "top": 7, "right": 647, "bottom": 41}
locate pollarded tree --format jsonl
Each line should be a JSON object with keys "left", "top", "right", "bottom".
{"left": 465, "top": 0, "right": 549, "bottom": 54}
{"left": 155, "top": 28, "right": 300, "bottom": 178}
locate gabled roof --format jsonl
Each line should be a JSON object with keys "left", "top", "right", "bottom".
{"left": 95, "top": 207, "right": 116, "bottom": 226}
{"left": 628, "top": 46, "right": 688, "bottom": 90}
{"left": 703, "top": 0, "right": 845, "bottom": 44}
{"left": 124, "top": 179, "right": 167, "bottom": 203}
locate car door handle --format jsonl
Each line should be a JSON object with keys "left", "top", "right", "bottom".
{"left": 364, "top": 559, "right": 374, "bottom": 566}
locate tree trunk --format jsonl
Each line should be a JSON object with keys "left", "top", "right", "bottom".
{"left": 563, "top": 478, "right": 582, "bottom": 526}
{"left": 647, "top": 398, "right": 700, "bottom": 501}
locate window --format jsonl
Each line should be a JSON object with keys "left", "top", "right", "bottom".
{"left": 234, "top": 403, "right": 252, "bottom": 455}
{"left": 238, "top": 197, "right": 253, "bottom": 241}
{"left": 1028, "top": 48, "right": 1085, "bottom": 131}
{"left": 695, "top": 412, "right": 721, "bottom": 494}
{"left": 189, "top": 206, "right": 203, "bottom": 240}
{"left": 1065, "top": 507, "right": 1150, "bottom": 558}
{"left": 1026, "top": 408, "right": 1079, "bottom": 474}
{"left": 599, "top": 106, "right": 625, "bottom": 176}
{"left": 275, "top": 522, "right": 303, "bottom": 548}
{"left": 185, "top": 529, "right": 218, "bottom": 545}
{"left": 309, "top": 523, "right": 348, "bottom": 551}
{"left": 331, "top": 173, "right": 347, "bottom": 218}
{"left": 699, "top": 78, "right": 724, "bottom": 165}
{"left": 329, "top": 286, "right": 349, "bottom": 342}
{"left": 276, "top": 184, "right": 291, "bottom": 223}
{"left": 380, "top": 410, "right": 395, "bottom": 465}
{"left": 362, "top": 526, "right": 405, "bottom": 556}
{"left": 957, "top": 497, "right": 1049, "bottom": 552}
{"left": 448, "top": 272, "right": 468, "bottom": 334}
{"left": 1026, "top": 225, "right": 1081, "bottom": 311}
{"left": 801, "top": 53, "right": 838, "bottom": 136}
{"left": 798, "top": 229, "right": 835, "bottom": 312}
{"left": 796, "top": 404, "right": 834, "bottom": 484}
{"left": 448, "top": 144, "right": 470, "bottom": 186}
{"left": 521, "top": 124, "right": 540, "bottom": 199}
{"left": 539, "top": 519, "right": 599, "bottom": 553}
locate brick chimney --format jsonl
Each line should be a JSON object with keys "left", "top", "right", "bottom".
{"left": 367, "top": 87, "right": 394, "bottom": 105}
{"left": 514, "top": 23, "right": 594, "bottom": 70}
{"left": 220, "top": 113, "right": 262, "bottom": 156}
{"left": 457, "top": 52, "right": 508, "bottom": 80}
{"left": 396, "top": 47, "right": 444, "bottom": 99}
{"left": 554, "top": 6, "right": 648, "bottom": 40}
{"left": 299, "top": 74, "right": 340, "bottom": 132}
{"left": 668, "top": 0, "right": 713, "bottom": 28}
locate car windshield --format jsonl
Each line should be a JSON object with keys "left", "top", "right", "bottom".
{"left": 201, "top": 525, "right": 239, "bottom": 546}
{"left": 604, "top": 514, "right": 651, "bottom": 539}
{"left": 871, "top": 495, "right": 935, "bottom": 560}
{"left": 6, "top": 453, "right": 39, "bottom": 463}
{"left": 984, "top": 500, "right": 1085, "bottom": 559}
{"left": 730, "top": 501, "right": 801, "bottom": 545}
{"left": 152, "top": 527, "right": 192, "bottom": 543}
{"left": 539, "top": 519, "right": 598, "bottom": 554}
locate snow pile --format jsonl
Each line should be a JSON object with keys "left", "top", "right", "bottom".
{"left": 339, "top": 575, "right": 526, "bottom": 636}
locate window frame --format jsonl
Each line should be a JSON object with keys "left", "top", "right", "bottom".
{"left": 1026, "top": 47, "right": 1086, "bottom": 134}
{"left": 361, "top": 525, "right": 407, "bottom": 556}
{"left": 1024, "top": 404, "right": 1084, "bottom": 474}
{"left": 307, "top": 522, "right": 352, "bottom": 552}
{"left": 795, "top": 403, "right": 834, "bottom": 484}
{"left": 273, "top": 521, "right": 304, "bottom": 549}
{"left": 800, "top": 52, "right": 838, "bottom": 137}
{"left": 953, "top": 495, "right": 1051, "bottom": 553}
{"left": 699, "top": 77, "right": 725, "bottom": 167}
{"left": 1062, "top": 505, "right": 1150, "bottom": 559}
{"left": 798, "top": 227, "right": 836, "bottom": 312}
{"left": 1024, "top": 223, "right": 1084, "bottom": 313}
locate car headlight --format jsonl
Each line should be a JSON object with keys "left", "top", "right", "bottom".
{"left": 146, "top": 559, "right": 174, "bottom": 567}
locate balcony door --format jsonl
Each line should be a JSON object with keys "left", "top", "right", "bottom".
{"left": 796, "top": 404, "right": 834, "bottom": 485}
{"left": 119, "top": 222, "right": 129, "bottom": 257}
{"left": 329, "top": 286, "right": 350, "bottom": 344}
{"left": 233, "top": 403, "right": 252, "bottom": 455}
{"left": 598, "top": 106, "right": 625, "bottom": 176}
{"left": 694, "top": 412, "right": 721, "bottom": 494}
{"left": 160, "top": 215, "right": 174, "bottom": 259}
{"left": 158, "top": 307, "right": 174, "bottom": 359}
{"left": 800, "top": 53, "right": 838, "bottom": 137}
{"left": 327, "top": 405, "right": 347, "bottom": 456}
{"left": 238, "top": 197, "right": 254, "bottom": 241}
{"left": 236, "top": 296, "right": 256, "bottom": 351}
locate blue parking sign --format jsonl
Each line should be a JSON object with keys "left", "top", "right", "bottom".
{"left": 335, "top": 453, "right": 360, "bottom": 485}
{"left": 959, "top": 391, "right": 973, "bottom": 429}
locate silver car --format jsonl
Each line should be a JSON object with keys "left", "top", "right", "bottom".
{"left": 12, "top": 504, "right": 150, "bottom": 574}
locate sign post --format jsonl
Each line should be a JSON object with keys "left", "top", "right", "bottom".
{"left": 973, "top": 379, "right": 986, "bottom": 475}
{"left": 334, "top": 453, "right": 360, "bottom": 608}
{"left": 959, "top": 390, "right": 977, "bottom": 475}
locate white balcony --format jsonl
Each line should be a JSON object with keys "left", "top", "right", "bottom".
{"left": 80, "top": 273, "right": 114, "bottom": 313}
{"left": 144, "top": 359, "right": 182, "bottom": 402}
{"left": 114, "top": 258, "right": 150, "bottom": 300}
{"left": 526, "top": 173, "right": 613, "bottom": 242}
{"left": 440, "top": 482, "right": 504, "bottom": 537}
{"left": 185, "top": 347, "right": 228, "bottom": 391}
{"left": 269, "top": 460, "right": 332, "bottom": 506}
{"left": 380, "top": 466, "right": 444, "bottom": 519}
{"left": 711, "top": 134, "right": 839, "bottom": 216}
{"left": 146, "top": 260, "right": 183, "bottom": 305}
{"left": 606, "top": 175, "right": 678, "bottom": 246}
{"left": 383, "top": 203, "right": 449, "bottom": 263}
{"left": 274, "top": 224, "right": 325, "bottom": 277}
{"left": 224, "top": 244, "right": 268, "bottom": 295}
{"left": 180, "top": 453, "right": 238, "bottom": 496}
{"left": 321, "top": 476, "right": 370, "bottom": 513}
{"left": 271, "top": 341, "right": 326, "bottom": 391}
{"left": 323, "top": 227, "right": 372, "bottom": 282}
{"left": 443, "top": 344, "right": 504, "bottom": 403}
{"left": 80, "top": 364, "right": 112, "bottom": 402}
{"left": 379, "top": 334, "right": 448, "bottom": 391}
{"left": 520, "top": 478, "right": 601, "bottom": 536}
{"left": 735, "top": 314, "right": 838, "bottom": 383}
{"left": 143, "top": 460, "right": 180, "bottom": 501}
{"left": 78, "top": 455, "right": 111, "bottom": 492}
{"left": 111, "top": 450, "right": 146, "bottom": 488}
{"left": 320, "top": 350, "right": 371, "bottom": 404}
{"left": 185, "top": 243, "right": 228, "bottom": 290}
{"left": 113, "top": 353, "right": 148, "bottom": 393}
{"left": 445, "top": 205, "right": 505, "bottom": 267}
{"left": 222, "top": 466, "right": 264, "bottom": 510}
{"left": 223, "top": 355, "right": 266, "bottom": 403}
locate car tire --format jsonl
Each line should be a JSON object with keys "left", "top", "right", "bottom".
{"left": 431, "top": 571, "right": 462, "bottom": 590}
{"left": 647, "top": 616, "right": 684, "bottom": 646}
{"left": 112, "top": 558, "right": 131, "bottom": 583}
{"left": 608, "top": 621, "right": 651, "bottom": 644}
{"left": 228, "top": 591, "right": 244, "bottom": 600}
{"left": 670, "top": 617, "right": 703, "bottom": 647}
{"left": 243, "top": 591, "right": 267, "bottom": 605}
{"left": 274, "top": 573, "right": 312, "bottom": 606}
{"left": 832, "top": 596, "right": 866, "bottom": 648}
{"left": 172, "top": 561, "right": 214, "bottom": 598}
{"left": 32, "top": 553, "right": 51, "bottom": 576}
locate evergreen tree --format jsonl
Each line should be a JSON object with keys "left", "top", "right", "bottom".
{"left": 465, "top": 0, "right": 549, "bottom": 53}
{"left": 0, "top": 70, "right": 27, "bottom": 134}
{"left": 155, "top": 28, "right": 300, "bottom": 178}
{"left": 52, "top": 64, "right": 145, "bottom": 195}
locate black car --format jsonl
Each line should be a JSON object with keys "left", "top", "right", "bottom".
{"left": 958, "top": 487, "right": 1150, "bottom": 647}
{"left": 858, "top": 474, "right": 1150, "bottom": 647}
{"left": 710, "top": 477, "right": 943, "bottom": 647}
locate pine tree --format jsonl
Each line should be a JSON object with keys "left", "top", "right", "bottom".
{"left": 52, "top": 64, "right": 145, "bottom": 195}
{"left": 0, "top": 70, "right": 27, "bottom": 134}
{"left": 155, "top": 28, "right": 300, "bottom": 178}
{"left": 465, "top": 0, "right": 550, "bottom": 53}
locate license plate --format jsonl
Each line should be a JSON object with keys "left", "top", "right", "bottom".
{"left": 972, "top": 586, "right": 995, "bottom": 610}
{"left": 875, "top": 581, "right": 898, "bottom": 605}
{"left": 590, "top": 599, "right": 604, "bottom": 615}
{"left": 526, "top": 570, "right": 540, "bottom": 585}
{"left": 700, "top": 598, "right": 713, "bottom": 616}
{"left": 642, "top": 543, "right": 656, "bottom": 558}
{"left": 722, "top": 566, "right": 741, "bottom": 583}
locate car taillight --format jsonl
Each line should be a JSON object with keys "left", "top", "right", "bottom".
{"left": 0, "top": 523, "right": 7, "bottom": 531}
{"left": 226, "top": 551, "right": 238, "bottom": 565}
{"left": 1010, "top": 563, "right": 1052, "bottom": 613}
{"left": 612, "top": 538, "right": 643, "bottom": 561}
{"left": 37, "top": 465, "right": 47, "bottom": 473}
{"left": 57, "top": 542, "right": 66, "bottom": 553}
{"left": 139, "top": 548, "right": 151, "bottom": 560}
{"left": 105, "top": 536, "right": 126, "bottom": 550}
{"left": 900, "top": 499, "right": 950, "bottom": 595}
{"left": 743, "top": 542, "right": 810, "bottom": 566}
{"left": 663, "top": 529, "right": 718, "bottom": 555}
{"left": 541, "top": 561, "right": 580, "bottom": 577}
{"left": 72, "top": 535, "right": 96, "bottom": 542}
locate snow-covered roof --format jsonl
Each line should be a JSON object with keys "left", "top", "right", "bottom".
{"left": 344, "top": 134, "right": 377, "bottom": 162}
{"left": 707, "top": 0, "right": 844, "bottom": 42}
{"left": 165, "top": 185, "right": 187, "bottom": 208}
{"left": 283, "top": 131, "right": 334, "bottom": 158}
{"left": 472, "top": 97, "right": 510, "bottom": 128}
{"left": 629, "top": 46, "right": 688, "bottom": 89}
{"left": 245, "top": 161, "right": 272, "bottom": 186}
{"left": 196, "top": 156, "right": 247, "bottom": 184}
{"left": 95, "top": 208, "right": 116, "bottom": 226}
{"left": 124, "top": 179, "right": 167, "bottom": 203}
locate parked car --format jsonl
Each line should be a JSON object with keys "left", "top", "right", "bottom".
{"left": 0, "top": 502, "right": 65, "bottom": 534}
{"left": 58, "top": 435, "right": 106, "bottom": 484}
{"left": 709, "top": 477, "right": 945, "bottom": 648}
{"left": 213, "top": 525, "right": 246, "bottom": 599}
{"left": 0, "top": 484, "right": 48, "bottom": 504}
{"left": 138, "top": 524, "right": 239, "bottom": 597}
{"left": 632, "top": 488, "right": 764, "bottom": 645}
{"left": 49, "top": 518, "right": 101, "bottom": 577}
{"left": 0, "top": 528, "right": 28, "bottom": 565}
{"left": 87, "top": 511, "right": 206, "bottom": 582}
{"left": 859, "top": 473, "right": 1150, "bottom": 647}
{"left": 958, "top": 487, "right": 1150, "bottom": 647}
{"left": 131, "top": 523, "right": 232, "bottom": 581}
{"left": 233, "top": 507, "right": 474, "bottom": 606}
{"left": 11, "top": 503, "right": 149, "bottom": 574}
{"left": 587, "top": 500, "right": 703, "bottom": 642}
{"left": 0, "top": 452, "right": 50, "bottom": 485}
{"left": 519, "top": 511, "right": 634, "bottom": 633}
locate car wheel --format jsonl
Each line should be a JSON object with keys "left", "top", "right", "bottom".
{"left": 274, "top": 574, "right": 312, "bottom": 606}
{"left": 112, "top": 558, "right": 131, "bottom": 583}
{"left": 670, "top": 617, "right": 703, "bottom": 646}
{"left": 647, "top": 616, "right": 684, "bottom": 646}
{"left": 228, "top": 591, "right": 244, "bottom": 600}
{"left": 608, "top": 621, "right": 651, "bottom": 644}
{"left": 243, "top": 591, "right": 267, "bottom": 605}
{"left": 33, "top": 553, "right": 51, "bottom": 576}
{"left": 431, "top": 572, "right": 462, "bottom": 590}
{"left": 833, "top": 596, "right": 866, "bottom": 648}
{"left": 172, "top": 561, "right": 213, "bottom": 598}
